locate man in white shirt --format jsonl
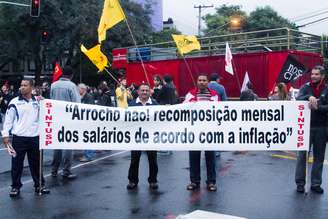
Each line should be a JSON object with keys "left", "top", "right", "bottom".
{"left": 1, "top": 79, "right": 50, "bottom": 197}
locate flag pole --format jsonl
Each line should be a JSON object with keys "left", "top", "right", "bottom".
{"left": 104, "top": 68, "right": 120, "bottom": 85}
{"left": 38, "top": 149, "right": 43, "bottom": 196}
{"left": 305, "top": 150, "right": 309, "bottom": 195}
{"left": 232, "top": 59, "right": 242, "bottom": 92}
{"left": 124, "top": 19, "right": 150, "bottom": 85}
{"left": 182, "top": 56, "right": 196, "bottom": 87}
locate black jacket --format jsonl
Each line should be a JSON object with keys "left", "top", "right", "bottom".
{"left": 97, "top": 91, "right": 113, "bottom": 107}
{"left": 297, "top": 82, "right": 328, "bottom": 127}
{"left": 81, "top": 93, "right": 95, "bottom": 105}
{"left": 158, "top": 84, "right": 178, "bottom": 105}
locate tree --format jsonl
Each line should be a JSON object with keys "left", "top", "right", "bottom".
{"left": 203, "top": 5, "right": 297, "bottom": 37}
{"left": 203, "top": 5, "right": 247, "bottom": 37}
{"left": 323, "top": 35, "right": 328, "bottom": 71}
{"left": 151, "top": 28, "right": 181, "bottom": 43}
{"left": 246, "top": 6, "right": 297, "bottom": 32}
{"left": 0, "top": 0, "right": 153, "bottom": 85}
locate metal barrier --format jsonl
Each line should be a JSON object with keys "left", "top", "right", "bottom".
{"left": 123, "top": 28, "right": 323, "bottom": 62}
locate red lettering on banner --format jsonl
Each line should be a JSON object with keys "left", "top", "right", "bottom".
{"left": 297, "top": 104, "right": 305, "bottom": 148}
{"left": 45, "top": 128, "right": 52, "bottom": 133}
{"left": 44, "top": 101, "right": 53, "bottom": 146}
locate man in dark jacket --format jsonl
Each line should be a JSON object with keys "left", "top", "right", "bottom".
{"left": 126, "top": 83, "right": 159, "bottom": 190}
{"left": 158, "top": 75, "right": 178, "bottom": 105}
{"left": 295, "top": 65, "right": 328, "bottom": 194}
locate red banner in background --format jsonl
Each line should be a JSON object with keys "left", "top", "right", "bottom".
{"left": 122, "top": 50, "right": 323, "bottom": 98}
{"left": 112, "top": 48, "right": 127, "bottom": 69}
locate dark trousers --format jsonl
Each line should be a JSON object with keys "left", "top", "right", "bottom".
{"left": 295, "top": 128, "right": 327, "bottom": 187}
{"left": 11, "top": 135, "right": 45, "bottom": 189}
{"left": 51, "top": 150, "right": 72, "bottom": 175}
{"left": 189, "top": 151, "right": 216, "bottom": 185}
{"left": 128, "top": 151, "right": 158, "bottom": 184}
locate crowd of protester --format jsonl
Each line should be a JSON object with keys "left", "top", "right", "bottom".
{"left": 0, "top": 65, "right": 327, "bottom": 197}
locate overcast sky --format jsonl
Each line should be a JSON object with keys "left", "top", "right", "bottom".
{"left": 163, "top": 0, "right": 328, "bottom": 36}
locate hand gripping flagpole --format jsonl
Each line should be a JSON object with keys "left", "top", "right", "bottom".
{"left": 124, "top": 19, "right": 150, "bottom": 85}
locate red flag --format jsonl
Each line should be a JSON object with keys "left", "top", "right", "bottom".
{"left": 52, "top": 62, "right": 62, "bottom": 83}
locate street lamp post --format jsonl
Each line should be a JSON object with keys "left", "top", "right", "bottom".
{"left": 206, "top": 17, "right": 242, "bottom": 36}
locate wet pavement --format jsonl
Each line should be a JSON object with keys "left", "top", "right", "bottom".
{"left": 1, "top": 147, "right": 328, "bottom": 219}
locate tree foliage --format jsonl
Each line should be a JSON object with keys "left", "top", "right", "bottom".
{"left": 246, "top": 6, "right": 297, "bottom": 32}
{"left": 203, "top": 5, "right": 246, "bottom": 37}
{"left": 203, "top": 5, "right": 297, "bottom": 37}
{"left": 151, "top": 28, "right": 181, "bottom": 43}
{"left": 0, "top": 0, "right": 153, "bottom": 85}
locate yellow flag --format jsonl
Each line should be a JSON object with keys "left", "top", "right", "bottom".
{"left": 81, "top": 44, "right": 109, "bottom": 72}
{"left": 98, "top": 0, "right": 126, "bottom": 42}
{"left": 172, "top": 34, "right": 201, "bottom": 55}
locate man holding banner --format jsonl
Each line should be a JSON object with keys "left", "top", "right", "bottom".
{"left": 1, "top": 79, "right": 50, "bottom": 197}
{"left": 295, "top": 65, "right": 328, "bottom": 194}
{"left": 184, "top": 74, "right": 219, "bottom": 192}
{"left": 127, "top": 83, "right": 159, "bottom": 190}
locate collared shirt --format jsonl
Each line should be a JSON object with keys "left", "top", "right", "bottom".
{"left": 135, "top": 97, "right": 152, "bottom": 105}
{"left": 1, "top": 95, "right": 39, "bottom": 137}
{"left": 183, "top": 88, "right": 219, "bottom": 103}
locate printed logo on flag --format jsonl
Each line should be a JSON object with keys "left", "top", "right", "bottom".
{"left": 277, "top": 55, "right": 307, "bottom": 83}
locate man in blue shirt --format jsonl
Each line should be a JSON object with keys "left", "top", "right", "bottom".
{"left": 208, "top": 73, "right": 227, "bottom": 101}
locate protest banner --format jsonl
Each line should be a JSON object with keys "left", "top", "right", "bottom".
{"left": 40, "top": 100, "right": 310, "bottom": 151}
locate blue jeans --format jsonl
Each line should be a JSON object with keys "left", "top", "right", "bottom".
{"left": 189, "top": 151, "right": 216, "bottom": 184}
{"left": 84, "top": 150, "right": 95, "bottom": 160}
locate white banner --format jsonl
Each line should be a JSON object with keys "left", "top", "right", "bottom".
{"left": 40, "top": 99, "right": 310, "bottom": 151}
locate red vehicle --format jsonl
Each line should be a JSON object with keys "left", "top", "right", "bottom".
{"left": 112, "top": 28, "right": 324, "bottom": 98}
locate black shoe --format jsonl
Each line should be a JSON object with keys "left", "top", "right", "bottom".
{"left": 311, "top": 186, "right": 324, "bottom": 194}
{"left": 296, "top": 185, "right": 305, "bottom": 193}
{"left": 9, "top": 188, "right": 20, "bottom": 197}
{"left": 127, "top": 182, "right": 137, "bottom": 190}
{"left": 35, "top": 187, "right": 50, "bottom": 195}
{"left": 207, "top": 183, "right": 217, "bottom": 192}
{"left": 51, "top": 171, "right": 58, "bottom": 177}
{"left": 149, "top": 182, "right": 158, "bottom": 190}
{"left": 62, "top": 173, "right": 77, "bottom": 180}
{"left": 186, "top": 182, "right": 200, "bottom": 191}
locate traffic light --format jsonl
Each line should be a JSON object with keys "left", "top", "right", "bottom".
{"left": 30, "top": 0, "right": 40, "bottom": 17}
{"left": 41, "top": 31, "right": 49, "bottom": 44}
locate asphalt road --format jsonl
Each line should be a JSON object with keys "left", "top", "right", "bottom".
{"left": 0, "top": 147, "right": 328, "bottom": 219}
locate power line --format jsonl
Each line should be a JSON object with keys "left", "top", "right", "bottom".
{"left": 291, "top": 7, "right": 328, "bottom": 21}
{"left": 297, "top": 16, "right": 328, "bottom": 28}
{"left": 293, "top": 10, "right": 328, "bottom": 22}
